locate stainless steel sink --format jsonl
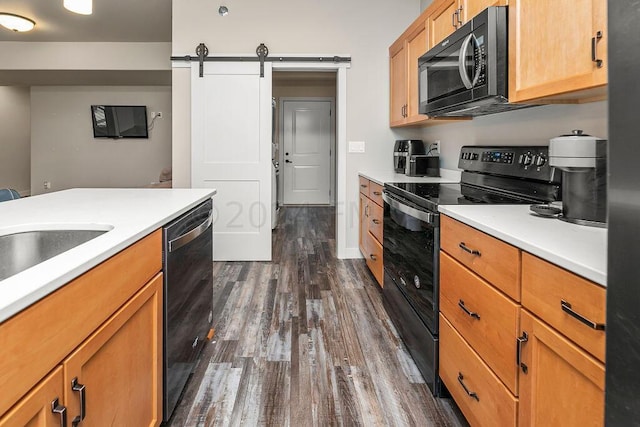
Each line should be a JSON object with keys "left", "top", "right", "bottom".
{"left": 0, "top": 229, "right": 109, "bottom": 281}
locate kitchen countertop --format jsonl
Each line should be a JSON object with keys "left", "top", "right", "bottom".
{"left": 0, "top": 188, "right": 216, "bottom": 322}
{"left": 438, "top": 204, "right": 607, "bottom": 286}
{"left": 358, "top": 168, "right": 461, "bottom": 186}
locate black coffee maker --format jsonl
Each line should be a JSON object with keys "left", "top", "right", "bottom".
{"left": 394, "top": 140, "right": 425, "bottom": 174}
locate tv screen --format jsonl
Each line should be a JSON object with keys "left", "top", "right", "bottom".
{"left": 91, "top": 105, "right": 149, "bottom": 139}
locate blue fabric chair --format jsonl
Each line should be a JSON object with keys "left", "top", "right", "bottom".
{"left": 0, "top": 189, "right": 20, "bottom": 202}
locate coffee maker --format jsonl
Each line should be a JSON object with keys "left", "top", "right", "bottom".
{"left": 549, "top": 130, "right": 607, "bottom": 227}
{"left": 394, "top": 140, "right": 425, "bottom": 174}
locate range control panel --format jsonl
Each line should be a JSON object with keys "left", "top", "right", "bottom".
{"left": 458, "top": 146, "right": 559, "bottom": 182}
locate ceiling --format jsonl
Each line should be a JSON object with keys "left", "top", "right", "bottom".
{"left": 0, "top": 0, "right": 171, "bottom": 42}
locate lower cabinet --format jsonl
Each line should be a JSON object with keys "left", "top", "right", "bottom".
{"left": 0, "top": 231, "right": 163, "bottom": 426}
{"left": 518, "top": 310, "right": 605, "bottom": 427}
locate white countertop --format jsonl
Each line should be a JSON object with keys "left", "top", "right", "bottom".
{"left": 358, "top": 168, "right": 461, "bottom": 186}
{"left": 0, "top": 188, "right": 216, "bottom": 322}
{"left": 438, "top": 205, "right": 607, "bottom": 286}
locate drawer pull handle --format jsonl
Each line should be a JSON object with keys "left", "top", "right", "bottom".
{"left": 591, "top": 30, "right": 603, "bottom": 68}
{"left": 459, "top": 242, "right": 481, "bottom": 256}
{"left": 516, "top": 332, "right": 529, "bottom": 374}
{"left": 458, "top": 299, "right": 480, "bottom": 320}
{"left": 71, "top": 377, "right": 86, "bottom": 426}
{"left": 51, "top": 398, "right": 68, "bottom": 427}
{"left": 360, "top": 184, "right": 368, "bottom": 188}
{"left": 372, "top": 219, "right": 381, "bottom": 225}
{"left": 457, "top": 373, "right": 479, "bottom": 401}
{"left": 370, "top": 254, "right": 378, "bottom": 261}
{"left": 373, "top": 191, "right": 382, "bottom": 196}
{"left": 561, "top": 300, "right": 606, "bottom": 331}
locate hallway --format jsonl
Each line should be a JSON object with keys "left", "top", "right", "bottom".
{"left": 168, "top": 206, "right": 465, "bottom": 426}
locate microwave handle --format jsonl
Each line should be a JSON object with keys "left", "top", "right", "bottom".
{"left": 458, "top": 33, "right": 480, "bottom": 89}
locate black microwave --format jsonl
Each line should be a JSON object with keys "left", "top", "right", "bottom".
{"left": 418, "top": 7, "right": 530, "bottom": 117}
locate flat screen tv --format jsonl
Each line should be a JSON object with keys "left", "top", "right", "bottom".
{"left": 91, "top": 105, "right": 149, "bottom": 139}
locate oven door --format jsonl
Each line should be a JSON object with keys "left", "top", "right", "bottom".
{"left": 419, "top": 19, "right": 488, "bottom": 115}
{"left": 382, "top": 192, "right": 439, "bottom": 334}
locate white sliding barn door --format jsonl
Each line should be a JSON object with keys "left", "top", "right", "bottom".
{"left": 191, "top": 62, "right": 272, "bottom": 261}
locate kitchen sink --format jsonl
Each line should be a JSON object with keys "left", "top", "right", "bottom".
{"left": 0, "top": 228, "right": 111, "bottom": 281}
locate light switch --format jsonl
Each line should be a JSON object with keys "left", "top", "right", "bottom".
{"left": 349, "top": 141, "right": 365, "bottom": 153}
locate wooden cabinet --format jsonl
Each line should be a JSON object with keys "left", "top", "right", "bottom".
{"left": 428, "top": 0, "right": 507, "bottom": 48}
{"left": 440, "top": 215, "right": 606, "bottom": 426}
{"left": 509, "top": 0, "right": 608, "bottom": 103}
{"left": 359, "top": 176, "right": 384, "bottom": 286}
{"left": 389, "top": 42, "right": 407, "bottom": 125}
{"left": 518, "top": 310, "right": 605, "bottom": 427}
{"left": 0, "top": 231, "right": 163, "bottom": 426}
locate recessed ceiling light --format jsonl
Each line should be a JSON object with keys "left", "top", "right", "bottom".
{"left": 64, "top": 0, "right": 92, "bottom": 15}
{"left": 219, "top": 6, "right": 229, "bottom": 16}
{"left": 0, "top": 13, "right": 36, "bottom": 32}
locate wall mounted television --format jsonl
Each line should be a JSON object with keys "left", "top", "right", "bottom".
{"left": 91, "top": 105, "right": 149, "bottom": 139}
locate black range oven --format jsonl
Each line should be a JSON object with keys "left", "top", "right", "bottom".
{"left": 381, "top": 145, "right": 561, "bottom": 396}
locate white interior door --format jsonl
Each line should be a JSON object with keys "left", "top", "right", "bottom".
{"left": 191, "top": 62, "right": 272, "bottom": 261}
{"left": 282, "top": 100, "right": 332, "bottom": 205}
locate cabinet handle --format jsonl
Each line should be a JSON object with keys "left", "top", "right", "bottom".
{"left": 457, "top": 372, "right": 479, "bottom": 401}
{"left": 373, "top": 191, "right": 382, "bottom": 196}
{"left": 516, "top": 331, "right": 529, "bottom": 374}
{"left": 370, "top": 254, "right": 378, "bottom": 261}
{"left": 459, "top": 242, "right": 481, "bottom": 256}
{"left": 71, "top": 377, "right": 86, "bottom": 426}
{"left": 452, "top": 10, "right": 458, "bottom": 28}
{"left": 457, "top": 7, "right": 463, "bottom": 26}
{"left": 458, "top": 299, "right": 480, "bottom": 320}
{"left": 365, "top": 204, "right": 370, "bottom": 217}
{"left": 360, "top": 184, "right": 368, "bottom": 188}
{"left": 561, "top": 300, "right": 606, "bottom": 331}
{"left": 51, "top": 398, "right": 68, "bottom": 427}
{"left": 591, "top": 31, "right": 603, "bottom": 68}
{"left": 372, "top": 219, "right": 381, "bottom": 225}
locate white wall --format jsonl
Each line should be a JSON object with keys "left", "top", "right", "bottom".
{"left": 172, "top": 0, "right": 421, "bottom": 254}
{"left": 31, "top": 86, "right": 172, "bottom": 195}
{"left": 417, "top": 101, "right": 608, "bottom": 170}
{"left": 0, "top": 86, "right": 31, "bottom": 194}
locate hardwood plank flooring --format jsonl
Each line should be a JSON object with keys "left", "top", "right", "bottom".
{"left": 168, "top": 206, "right": 467, "bottom": 427}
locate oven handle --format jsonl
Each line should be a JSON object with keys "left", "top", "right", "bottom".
{"left": 382, "top": 192, "right": 438, "bottom": 225}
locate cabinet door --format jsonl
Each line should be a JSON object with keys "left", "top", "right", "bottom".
{"left": 406, "top": 22, "right": 428, "bottom": 122}
{"left": 509, "top": 0, "right": 608, "bottom": 103}
{"left": 459, "top": 0, "right": 506, "bottom": 24}
{"left": 389, "top": 41, "right": 407, "bottom": 126}
{"left": 518, "top": 311, "right": 605, "bottom": 427}
{"left": 0, "top": 367, "right": 65, "bottom": 427}
{"left": 359, "top": 193, "right": 368, "bottom": 255}
{"left": 428, "top": 0, "right": 459, "bottom": 48}
{"left": 63, "top": 274, "right": 163, "bottom": 427}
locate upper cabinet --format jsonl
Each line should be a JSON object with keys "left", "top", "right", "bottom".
{"left": 509, "top": 0, "right": 608, "bottom": 103}
{"left": 428, "top": 0, "right": 507, "bottom": 49}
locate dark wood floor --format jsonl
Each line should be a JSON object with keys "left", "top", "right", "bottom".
{"left": 168, "top": 206, "right": 466, "bottom": 426}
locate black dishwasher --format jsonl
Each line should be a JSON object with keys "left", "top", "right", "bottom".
{"left": 162, "top": 199, "right": 213, "bottom": 421}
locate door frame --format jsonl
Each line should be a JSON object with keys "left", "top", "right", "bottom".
{"left": 272, "top": 62, "right": 350, "bottom": 259}
{"left": 279, "top": 97, "right": 336, "bottom": 206}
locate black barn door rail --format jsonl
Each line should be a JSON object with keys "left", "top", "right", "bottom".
{"left": 171, "top": 43, "right": 351, "bottom": 77}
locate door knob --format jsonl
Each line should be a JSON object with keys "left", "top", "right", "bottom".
{"left": 285, "top": 159, "right": 292, "bottom": 163}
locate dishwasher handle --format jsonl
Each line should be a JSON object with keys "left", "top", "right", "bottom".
{"left": 168, "top": 211, "right": 213, "bottom": 252}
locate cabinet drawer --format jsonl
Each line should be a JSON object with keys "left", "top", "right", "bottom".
{"left": 364, "top": 232, "right": 383, "bottom": 287}
{"left": 368, "top": 202, "right": 383, "bottom": 243}
{"left": 440, "top": 315, "right": 518, "bottom": 427}
{"left": 0, "top": 230, "right": 162, "bottom": 416}
{"left": 441, "top": 216, "right": 521, "bottom": 301}
{"left": 369, "top": 181, "right": 384, "bottom": 207}
{"left": 440, "top": 252, "right": 520, "bottom": 395}
{"left": 359, "top": 176, "right": 370, "bottom": 195}
{"left": 522, "top": 253, "right": 606, "bottom": 362}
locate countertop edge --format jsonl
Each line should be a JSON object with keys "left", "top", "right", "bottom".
{"left": 358, "top": 169, "right": 461, "bottom": 185}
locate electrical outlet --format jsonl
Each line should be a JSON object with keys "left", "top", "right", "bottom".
{"left": 44, "top": 181, "right": 51, "bottom": 190}
{"left": 432, "top": 140, "right": 440, "bottom": 155}
{"left": 156, "top": 112, "right": 163, "bottom": 118}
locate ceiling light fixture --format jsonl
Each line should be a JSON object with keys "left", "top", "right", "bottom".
{"left": 0, "top": 13, "right": 36, "bottom": 32}
{"left": 64, "top": 0, "right": 93, "bottom": 15}
{"left": 218, "top": 6, "right": 229, "bottom": 16}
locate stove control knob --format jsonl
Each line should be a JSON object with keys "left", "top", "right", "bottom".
{"left": 535, "top": 154, "right": 546, "bottom": 167}
{"left": 522, "top": 153, "right": 533, "bottom": 166}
